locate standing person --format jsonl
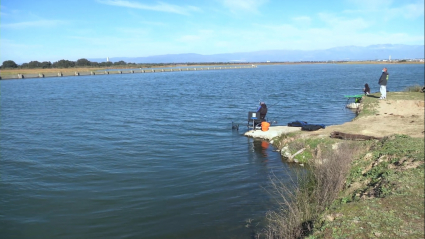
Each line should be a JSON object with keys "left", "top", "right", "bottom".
{"left": 257, "top": 102, "right": 267, "bottom": 121}
{"left": 363, "top": 83, "right": 370, "bottom": 95}
{"left": 378, "top": 67, "right": 389, "bottom": 99}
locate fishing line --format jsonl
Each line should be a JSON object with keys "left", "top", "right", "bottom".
{"left": 258, "top": 99, "right": 282, "bottom": 109}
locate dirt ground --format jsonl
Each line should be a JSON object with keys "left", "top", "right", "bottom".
{"left": 306, "top": 98, "right": 425, "bottom": 139}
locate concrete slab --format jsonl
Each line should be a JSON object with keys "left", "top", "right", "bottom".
{"left": 244, "top": 126, "right": 302, "bottom": 140}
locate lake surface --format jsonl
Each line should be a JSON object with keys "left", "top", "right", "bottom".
{"left": 1, "top": 64, "right": 423, "bottom": 238}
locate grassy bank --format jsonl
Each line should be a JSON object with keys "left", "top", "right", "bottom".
{"left": 0, "top": 67, "right": 104, "bottom": 78}
{"left": 0, "top": 65, "right": 175, "bottom": 78}
{"left": 0, "top": 63, "right": 250, "bottom": 79}
{"left": 316, "top": 135, "right": 424, "bottom": 238}
{"left": 263, "top": 91, "right": 424, "bottom": 238}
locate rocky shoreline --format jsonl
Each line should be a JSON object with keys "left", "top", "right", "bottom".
{"left": 261, "top": 91, "right": 424, "bottom": 238}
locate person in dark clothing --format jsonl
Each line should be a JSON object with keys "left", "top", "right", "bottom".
{"left": 257, "top": 102, "right": 267, "bottom": 121}
{"left": 378, "top": 67, "right": 389, "bottom": 99}
{"left": 363, "top": 83, "right": 370, "bottom": 95}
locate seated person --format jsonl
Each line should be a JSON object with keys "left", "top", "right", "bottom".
{"left": 257, "top": 102, "right": 268, "bottom": 121}
{"left": 363, "top": 83, "right": 370, "bottom": 95}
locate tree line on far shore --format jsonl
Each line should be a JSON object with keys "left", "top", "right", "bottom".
{"left": 0, "top": 59, "right": 141, "bottom": 69}
{"left": 1, "top": 59, "right": 256, "bottom": 70}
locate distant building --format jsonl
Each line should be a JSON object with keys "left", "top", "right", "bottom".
{"left": 107, "top": 57, "right": 109, "bottom": 62}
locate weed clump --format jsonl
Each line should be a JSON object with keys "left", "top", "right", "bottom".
{"left": 316, "top": 135, "right": 424, "bottom": 238}
{"left": 345, "top": 135, "right": 424, "bottom": 200}
{"left": 264, "top": 141, "right": 362, "bottom": 238}
{"left": 403, "top": 84, "right": 424, "bottom": 92}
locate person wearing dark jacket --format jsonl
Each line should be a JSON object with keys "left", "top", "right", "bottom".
{"left": 257, "top": 102, "right": 267, "bottom": 121}
{"left": 378, "top": 67, "right": 389, "bottom": 99}
{"left": 363, "top": 83, "right": 370, "bottom": 95}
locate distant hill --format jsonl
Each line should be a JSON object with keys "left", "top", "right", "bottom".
{"left": 89, "top": 44, "right": 424, "bottom": 63}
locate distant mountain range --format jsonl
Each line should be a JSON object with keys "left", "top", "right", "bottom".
{"left": 89, "top": 44, "right": 424, "bottom": 63}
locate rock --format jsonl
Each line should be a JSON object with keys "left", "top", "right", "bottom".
{"left": 362, "top": 163, "right": 373, "bottom": 174}
{"left": 280, "top": 146, "right": 292, "bottom": 161}
{"left": 281, "top": 147, "right": 305, "bottom": 163}
{"left": 363, "top": 152, "right": 373, "bottom": 161}
{"left": 325, "top": 213, "right": 344, "bottom": 222}
{"left": 325, "top": 214, "right": 334, "bottom": 221}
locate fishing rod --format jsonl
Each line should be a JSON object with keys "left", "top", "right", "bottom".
{"left": 258, "top": 100, "right": 281, "bottom": 108}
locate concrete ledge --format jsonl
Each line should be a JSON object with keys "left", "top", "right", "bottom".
{"left": 244, "top": 126, "right": 301, "bottom": 140}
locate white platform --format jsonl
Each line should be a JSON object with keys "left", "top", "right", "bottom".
{"left": 244, "top": 126, "right": 302, "bottom": 140}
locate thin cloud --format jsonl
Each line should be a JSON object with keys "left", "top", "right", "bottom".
{"left": 68, "top": 35, "right": 125, "bottom": 46}
{"left": 177, "top": 30, "right": 215, "bottom": 42}
{"left": 139, "top": 21, "right": 167, "bottom": 26}
{"left": 343, "top": 0, "right": 423, "bottom": 20}
{"left": 96, "top": 0, "right": 200, "bottom": 15}
{"left": 179, "top": 35, "right": 203, "bottom": 42}
{"left": 116, "top": 27, "right": 155, "bottom": 36}
{"left": 346, "top": 0, "right": 394, "bottom": 10}
{"left": 1, "top": 19, "right": 66, "bottom": 29}
{"left": 0, "top": 38, "right": 38, "bottom": 49}
{"left": 392, "top": 2, "right": 424, "bottom": 19}
{"left": 0, "top": 4, "right": 8, "bottom": 17}
{"left": 218, "top": 0, "right": 268, "bottom": 13}
{"left": 292, "top": 16, "right": 312, "bottom": 26}
{"left": 317, "top": 13, "right": 370, "bottom": 31}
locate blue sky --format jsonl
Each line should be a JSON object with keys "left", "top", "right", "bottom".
{"left": 1, "top": 0, "right": 424, "bottom": 63}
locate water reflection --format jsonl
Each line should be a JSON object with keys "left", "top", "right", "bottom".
{"left": 248, "top": 138, "right": 272, "bottom": 163}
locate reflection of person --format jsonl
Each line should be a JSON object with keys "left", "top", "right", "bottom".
{"left": 363, "top": 83, "right": 370, "bottom": 95}
{"left": 378, "top": 68, "right": 389, "bottom": 99}
{"left": 257, "top": 102, "right": 267, "bottom": 121}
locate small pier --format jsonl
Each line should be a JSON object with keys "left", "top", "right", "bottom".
{"left": 244, "top": 126, "right": 301, "bottom": 141}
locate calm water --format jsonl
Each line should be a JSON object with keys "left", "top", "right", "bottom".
{"left": 1, "top": 64, "right": 423, "bottom": 238}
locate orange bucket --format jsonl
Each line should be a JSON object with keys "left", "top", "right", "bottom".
{"left": 261, "top": 122, "right": 270, "bottom": 131}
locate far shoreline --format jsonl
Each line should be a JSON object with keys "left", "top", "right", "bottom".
{"left": 1, "top": 61, "right": 423, "bottom": 80}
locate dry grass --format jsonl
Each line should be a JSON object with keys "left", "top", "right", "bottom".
{"left": 264, "top": 142, "right": 364, "bottom": 238}
{"left": 0, "top": 64, "right": 245, "bottom": 79}
{"left": 403, "top": 84, "right": 424, "bottom": 92}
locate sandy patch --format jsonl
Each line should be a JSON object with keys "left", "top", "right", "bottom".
{"left": 306, "top": 99, "right": 425, "bottom": 138}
